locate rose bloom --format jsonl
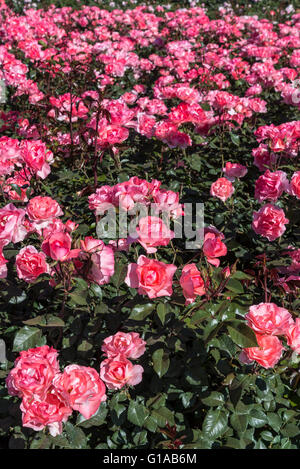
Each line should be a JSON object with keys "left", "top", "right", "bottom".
{"left": 135, "top": 216, "right": 175, "bottom": 253}
{"left": 0, "top": 203, "right": 27, "bottom": 244}
{"left": 125, "top": 255, "right": 177, "bottom": 299}
{"left": 53, "top": 365, "right": 107, "bottom": 420}
{"left": 16, "top": 246, "right": 50, "bottom": 283}
{"left": 6, "top": 345, "right": 60, "bottom": 400}
{"left": 239, "top": 333, "right": 284, "bottom": 369}
{"left": 254, "top": 170, "right": 289, "bottom": 203}
{"left": 202, "top": 229, "right": 227, "bottom": 267}
{"left": 88, "top": 243, "right": 115, "bottom": 286}
{"left": 42, "top": 232, "right": 80, "bottom": 261}
{"left": 0, "top": 242, "right": 8, "bottom": 279}
{"left": 286, "top": 318, "right": 300, "bottom": 354}
{"left": 223, "top": 162, "right": 248, "bottom": 182}
{"left": 180, "top": 263, "right": 206, "bottom": 305}
{"left": 245, "top": 302, "right": 293, "bottom": 336}
{"left": 26, "top": 196, "right": 63, "bottom": 231}
{"left": 100, "top": 356, "right": 144, "bottom": 390}
{"left": 289, "top": 171, "right": 300, "bottom": 199}
{"left": 102, "top": 332, "right": 146, "bottom": 360}
{"left": 20, "top": 386, "right": 72, "bottom": 437}
{"left": 252, "top": 204, "right": 289, "bottom": 241}
{"left": 210, "top": 177, "right": 234, "bottom": 202}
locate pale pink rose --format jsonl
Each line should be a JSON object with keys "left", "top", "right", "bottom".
{"left": 53, "top": 365, "right": 107, "bottom": 420}
{"left": 135, "top": 216, "right": 174, "bottom": 253}
{"left": 286, "top": 318, "right": 300, "bottom": 354}
{"left": 252, "top": 204, "right": 289, "bottom": 241}
{"left": 245, "top": 303, "right": 293, "bottom": 336}
{"left": 289, "top": 171, "right": 300, "bottom": 199}
{"left": 180, "top": 263, "right": 206, "bottom": 305}
{"left": 100, "top": 356, "right": 144, "bottom": 390}
{"left": 88, "top": 243, "right": 115, "bottom": 285}
{"left": 254, "top": 170, "right": 289, "bottom": 203}
{"left": 88, "top": 186, "right": 114, "bottom": 215}
{"left": 223, "top": 162, "right": 248, "bottom": 182}
{"left": 153, "top": 189, "right": 183, "bottom": 219}
{"left": 16, "top": 246, "right": 50, "bottom": 283}
{"left": 125, "top": 255, "right": 177, "bottom": 299}
{"left": 202, "top": 230, "right": 227, "bottom": 267}
{"left": 102, "top": 332, "right": 146, "bottom": 359}
{"left": 239, "top": 333, "right": 284, "bottom": 369}
{"left": 0, "top": 203, "right": 27, "bottom": 244}
{"left": 81, "top": 236, "right": 106, "bottom": 253}
{"left": 26, "top": 196, "right": 63, "bottom": 232}
{"left": 210, "top": 177, "right": 234, "bottom": 202}
{"left": 42, "top": 232, "right": 80, "bottom": 261}
{"left": 6, "top": 345, "right": 60, "bottom": 399}
{"left": 20, "top": 386, "right": 72, "bottom": 436}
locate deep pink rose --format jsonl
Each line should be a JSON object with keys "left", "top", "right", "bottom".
{"left": 26, "top": 196, "right": 63, "bottom": 233}
{"left": 180, "top": 263, "right": 206, "bottom": 305}
{"left": 6, "top": 345, "right": 60, "bottom": 399}
{"left": 42, "top": 232, "right": 80, "bottom": 261}
{"left": 252, "top": 204, "right": 289, "bottom": 241}
{"left": 100, "top": 356, "right": 144, "bottom": 390}
{"left": 202, "top": 231, "right": 227, "bottom": 267}
{"left": 16, "top": 246, "right": 50, "bottom": 283}
{"left": 239, "top": 333, "right": 284, "bottom": 369}
{"left": 210, "top": 177, "right": 234, "bottom": 202}
{"left": 102, "top": 332, "right": 146, "bottom": 359}
{"left": 245, "top": 302, "right": 293, "bottom": 336}
{"left": 223, "top": 162, "right": 248, "bottom": 182}
{"left": 53, "top": 365, "right": 107, "bottom": 420}
{"left": 125, "top": 255, "right": 177, "bottom": 299}
{"left": 289, "top": 171, "right": 300, "bottom": 199}
{"left": 254, "top": 170, "right": 289, "bottom": 203}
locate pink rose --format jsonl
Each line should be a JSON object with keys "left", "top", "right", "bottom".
{"left": 42, "top": 232, "right": 80, "bottom": 261}
{"left": 6, "top": 345, "right": 60, "bottom": 399}
{"left": 26, "top": 196, "right": 63, "bottom": 233}
{"left": 88, "top": 243, "right": 115, "bottom": 285}
{"left": 100, "top": 356, "right": 144, "bottom": 390}
{"left": 0, "top": 242, "right": 8, "bottom": 279}
{"left": 153, "top": 189, "right": 183, "bottom": 219}
{"left": 135, "top": 216, "right": 174, "bottom": 253}
{"left": 53, "top": 365, "right": 107, "bottom": 420}
{"left": 202, "top": 230, "right": 227, "bottom": 267}
{"left": 88, "top": 186, "right": 114, "bottom": 215}
{"left": 254, "top": 170, "right": 289, "bottom": 203}
{"left": 125, "top": 255, "right": 177, "bottom": 299}
{"left": 239, "top": 333, "right": 284, "bottom": 369}
{"left": 0, "top": 203, "right": 27, "bottom": 244}
{"left": 210, "top": 177, "right": 234, "bottom": 202}
{"left": 16, "top": 246, "right": 50, "bottom": 283}
{"left": 180, "top": 263, "right": 206, "bottom": 305}
{"left": 20, "top": 386, "right": 72, "bottom": 436}
{"left": 289, "top": 171, "right": 300, "bottom": 199}
{"left": 286, "top": 318, "right": 300, "bottom": 354}
{"left": 245, "top": 302, "right": 293, "bottom": 336}
{"left": 102, "top": 332, "right": 146, "bottom": 359}
{"left": 223, "top": 162, "right": 248, "bottom": 182}
{"left": 252, "top": 204, "right": 289, "bottom": 241}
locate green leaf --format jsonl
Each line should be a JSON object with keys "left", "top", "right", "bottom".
{"left": 64, "top": 422, "right": 87, "bottom": 449}
{"left": 152, "top": 348, "right": 170, "bottom": 378}
{"left": 129, "top": 303, "right": 155, "bottom": 320}
{"left": 127, "top": 401, "right": 149, "bottom": 427}
{"left": 227, "top": 321, "right": 258, "bottom": 348}
{"left": 157, "top": 303, "right": 168, "bottom": 325}
{"left": 226, "top": 278, "right": 244, "bottom": 294}
{"left": 248, "top": 408, "right": 268, "bottom": 428}
{"left": 202, "top": 392, "right": 225, "bottom": 407}
{"left": 23, "top": 315, "right": 65, "bottom": 327}
{"left": 230, "top": 132, "right": 240, "bottom": 146}
{"left": 13, "top": 327, "right": 45, "bottom": 352}
{"left": 202, "top": 409, "right": 228, "bottom": 440}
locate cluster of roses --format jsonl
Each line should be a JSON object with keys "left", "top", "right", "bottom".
{"left": 0, "top": 136, "right": 54, "bottom": 201}
{"left": 0, "top": 195, "right": 115, "bottom": 287}
{"left": 250, "top": 122, "right": 300, "bottom": 242}
{"left": 6, "top": 332, "right": 146, "bottom": 436}
{"left": 240, "top": 302, "right": 300, "bottom": 369}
